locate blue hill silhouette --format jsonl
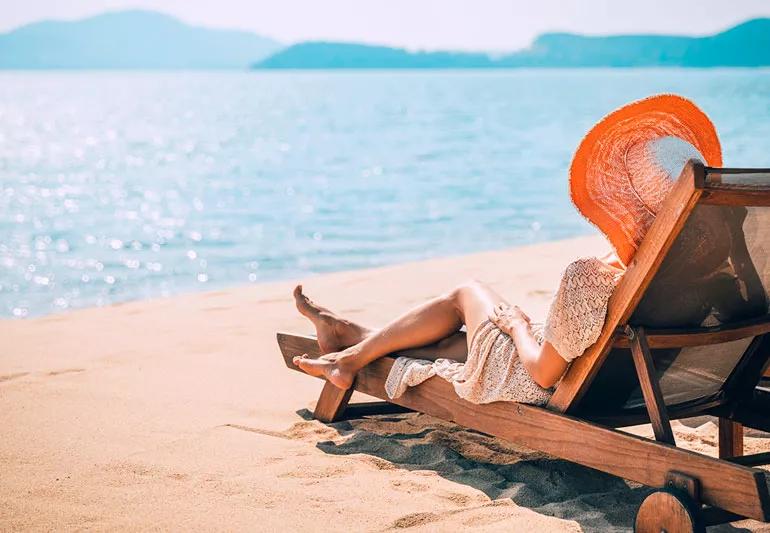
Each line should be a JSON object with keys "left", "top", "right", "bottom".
{"left": 257, "top": 42, "right": 495, "bottom": 69}
{"left": 257, "top": 18, "right": 770, "bottom": 69}
{"left": 2, "top": 13, "right": 768, "bottom": 70}
{"left": 0, "top": 10, "right": 280, "bottom": 69}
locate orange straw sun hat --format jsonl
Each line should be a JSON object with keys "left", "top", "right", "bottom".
{"left": 570, "top": 94, "right": 722, "bottom": 266}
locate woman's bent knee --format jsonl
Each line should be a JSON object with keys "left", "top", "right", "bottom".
{"left": 446, "top": 279, "right": 493, "bottom": 316}
{"left": 450, "top": 279, "right": 486, "bottom": 299}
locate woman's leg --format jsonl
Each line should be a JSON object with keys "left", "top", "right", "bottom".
{"left": 294, "top": 285, "right": 374, "bottom": 353}
{"left": 295, "top": 285, "right": 469, "bottom": 360}
{"left": 294, "top": 280, "right": 508, "bottom": 389}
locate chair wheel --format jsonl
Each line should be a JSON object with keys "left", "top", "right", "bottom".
{"left": 635, "top": 488, "right": 704, "bottom": 533}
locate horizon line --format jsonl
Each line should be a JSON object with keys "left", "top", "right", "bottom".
{"left": 2, "top": 8, "right": 767, "bottom": 55}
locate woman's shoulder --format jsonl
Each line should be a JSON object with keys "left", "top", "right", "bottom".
{"left": 545, "top": 256, "right": 623, "bottom": 363}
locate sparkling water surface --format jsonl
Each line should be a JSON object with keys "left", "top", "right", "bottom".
{"left": 1, "top": 69, "right": 769, "bottom": 317}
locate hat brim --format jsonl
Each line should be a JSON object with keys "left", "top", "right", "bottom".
{"left": 570, "top": 94, "right": 722, "bottom": 265}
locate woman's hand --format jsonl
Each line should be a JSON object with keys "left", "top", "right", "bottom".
{"left": 489, "top": 302, "right": 568, "bottom": 389}
{"left": 489, "top": 303, "right": 530, "bottom": 336}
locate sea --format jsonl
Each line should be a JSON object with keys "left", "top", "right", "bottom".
{"left": 1, "top": 69, "right": 769, "bottom": 317}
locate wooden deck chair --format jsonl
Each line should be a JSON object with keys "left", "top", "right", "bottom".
{"left": 277, "top": 162, "right": 770, "bottom": 532}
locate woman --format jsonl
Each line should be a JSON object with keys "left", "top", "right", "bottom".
{"left": 292, "top": 94, "right": 724, "bottom": 405}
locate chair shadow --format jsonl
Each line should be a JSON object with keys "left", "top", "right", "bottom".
{"left": 297, "top": 409, "right": 752, "bottom": 532}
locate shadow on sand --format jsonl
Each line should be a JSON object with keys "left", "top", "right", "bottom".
{"left": 296, "top": 409, "right": 751, "bottom": 532}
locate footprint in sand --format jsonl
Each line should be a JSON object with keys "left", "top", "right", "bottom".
{"left": 46, "top": 368, "right": 85, "bottom": 377}
{"left": 390, "top": 479, "right": 430, "bottom": 492}
{"left": 278, "top": 464, "right": 353, "bottom": 479}
{"left": 105, "top": 462, "right": 189, "bottom": 484}
{"left": 391, "top": 512, "right": 441, "bottom": 529}
{"left": 282, "top": 420, "right": 348, "bottom": 442}
{"left": 436, "top": 491, "right": 475, "bottom": 506}
{"left": 358, "top": 456, "right": 396, "bottom": 471}
{"left": 221, "top": 423, "right": 293, "bottom": 440}
{"left": 458, "top": 501, "right": 522, "bottom": 527}
{"left": 0, "top": 372, "right": 30, "bottom": 383}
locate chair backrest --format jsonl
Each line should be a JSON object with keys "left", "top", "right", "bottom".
{"left": 548, "top": 163, "right": 770, "bottom": 415}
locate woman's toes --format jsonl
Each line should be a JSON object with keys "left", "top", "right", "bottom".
{"left": 294, "top": 356, "right": 329, "bottom": 379}
{"left": 293, "top": 285, "right": 331, "bottom": 321}
{"left": 293, "top": 284, "right": 303, "bottom": 302}
{"left": 292, "top": 353, "right": 355, "bottom": 389}
{"left": 293, "top": 286, "right": 313, "bottom": 316}
{"left": 293, "top": 353, "right": 314, "bottom": 366}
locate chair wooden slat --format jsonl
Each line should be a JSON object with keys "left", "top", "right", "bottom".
{"left": 612, "top": 315, "right": 770, "bottom": 349}
{"left": 702, "top": 167, "right": 770, "bottom": 205}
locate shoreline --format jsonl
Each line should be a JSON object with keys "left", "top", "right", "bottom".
{"left": 1, "top": 233, "right": 599, "bottom": 322}
{"left": 4, "top": 233, "right": 769, "bottom": 531}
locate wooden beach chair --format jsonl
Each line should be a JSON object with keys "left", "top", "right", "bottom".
{"left": 277, "top": 162, "right": 770, "bottom": 532}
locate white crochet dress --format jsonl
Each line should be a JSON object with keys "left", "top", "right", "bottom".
{"left": 384, "top": 257, "right": 622, "bottom": 406}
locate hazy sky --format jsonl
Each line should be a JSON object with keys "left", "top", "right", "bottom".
{"left": 4, "top": 0, "right": 770, "bottom": 51}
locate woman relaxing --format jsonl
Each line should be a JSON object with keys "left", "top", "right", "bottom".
{"left": 291, "top": 95, "right": 724, "bottom": 405}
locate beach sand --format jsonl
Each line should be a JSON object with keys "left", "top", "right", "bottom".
{"left": 2, "top": 235, "right": 769, "bottom": 532}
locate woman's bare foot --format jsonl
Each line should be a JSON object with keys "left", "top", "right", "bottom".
{"left": 293, "top": 285, "right": 372, "bottom": 353}
{"left": 292, "top": 350, "right": 357, "bottom": 390}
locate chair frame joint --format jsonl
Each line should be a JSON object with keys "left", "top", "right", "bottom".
{"left": 665, "top": 470, "right": 701, "bottom": 503}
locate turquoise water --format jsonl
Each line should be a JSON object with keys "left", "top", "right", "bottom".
{"left": 1, "top": 69, "right": 769, "bottom": 317}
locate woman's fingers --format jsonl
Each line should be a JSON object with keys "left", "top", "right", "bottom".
{"left": 491, "top": 303, "right": 533, "bottom": 334}
{"left": 489, "top": 306, "right": 502, "bottom": 325}
{"left": 509, "top": 305, "right": 530, "bottom": 323}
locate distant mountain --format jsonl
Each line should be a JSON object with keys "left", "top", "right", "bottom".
{"left": 0, "top": 10, "right": 280, "bottom": 69}
{"left": 4, "top": 12, "right": 768, "bottom": 70}
{"left": 502, "top": 18, "right": 770, "bottom": 67}
{"left": 257, "top": 42, "right": 495, "bottom": 69}
{"left": 256, "top": 18, "right": 770, "bottom": 69}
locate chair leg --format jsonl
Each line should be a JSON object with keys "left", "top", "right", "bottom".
{"left": 313, "top": 380, "right": 354, "bottom": 423}
{"left": 630, "top": 327, "right": 676, "bottom": 445}
{"left": 718, "top": 418, "right": 743, "bottom": 459}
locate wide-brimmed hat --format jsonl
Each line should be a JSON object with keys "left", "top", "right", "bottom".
{"left": 570, "top": 94, "right": 723, "bottom": 266}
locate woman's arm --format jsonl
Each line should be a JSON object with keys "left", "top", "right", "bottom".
{"left": 490, "top": 304, "right": 567, "bottom": 389}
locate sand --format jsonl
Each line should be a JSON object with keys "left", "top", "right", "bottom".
{"left": 2, "top": 235, "right": 769, "bottom": 532}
